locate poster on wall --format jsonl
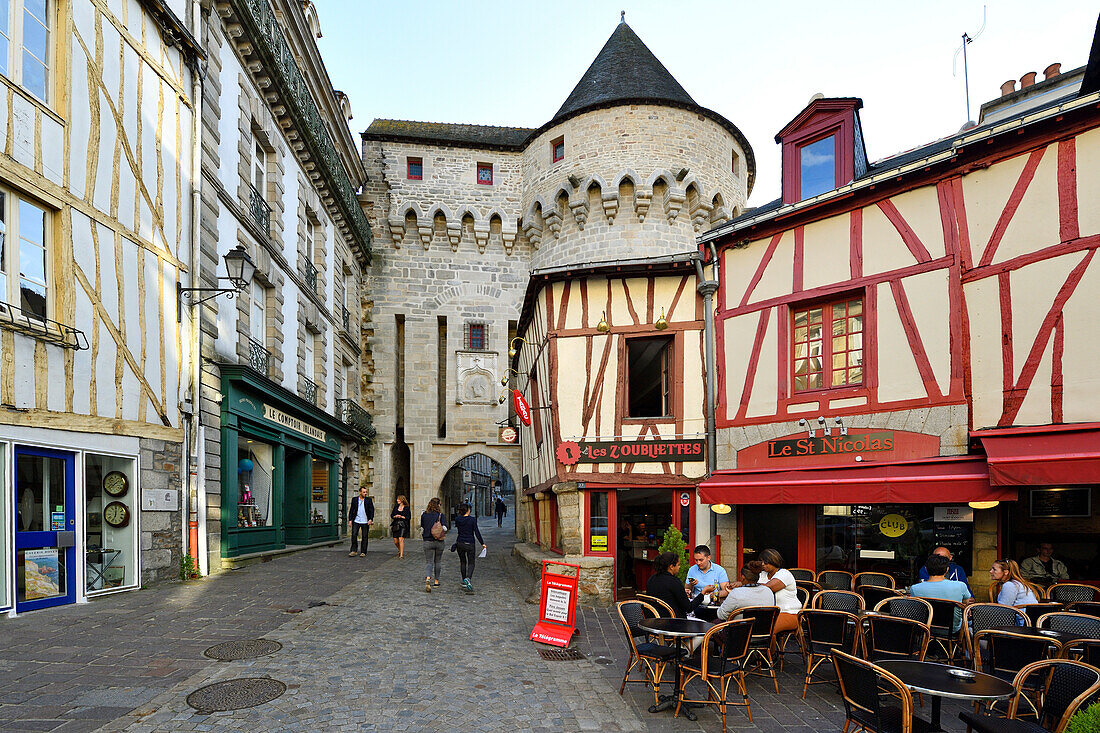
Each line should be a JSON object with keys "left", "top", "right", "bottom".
{"left": 311, "top": 485, "right": 328, "bottom": 502}
{"left": 23, "top": 548, "right": 60, "bottom": 600}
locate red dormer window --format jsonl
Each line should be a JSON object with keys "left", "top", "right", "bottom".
{"left": 551, "top": 136, "right": 565, "bottom": 163}
{"left": 776, "top": 98, "right": 864, "bottom": 205}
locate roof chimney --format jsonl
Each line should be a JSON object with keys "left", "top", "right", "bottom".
{"left": 1020, "top": 71, "right": 1037, "bottom": 88}
{"left": 1000, "top": 80, "right": 1017, "bottom": 96}
{"left": 1043, "top": 63, "right": 1061, "bottom": 80}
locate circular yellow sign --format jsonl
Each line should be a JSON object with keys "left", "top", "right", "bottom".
{"left": 879, "top": 514, "right": 909, "bottom": 538}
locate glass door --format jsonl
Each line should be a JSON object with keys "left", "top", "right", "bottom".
{"left": 14, "top": 447, "right": 76, "bottom": 612}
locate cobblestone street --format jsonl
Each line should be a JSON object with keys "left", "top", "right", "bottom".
{"left": 2, "top": 519, "right": 974, "bottom": 732}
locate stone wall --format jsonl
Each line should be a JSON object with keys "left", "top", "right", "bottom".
{"left": 139, "top": 438, "right": 184, "bottom": 584}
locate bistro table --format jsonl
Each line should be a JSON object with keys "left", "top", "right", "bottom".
{"left": 879, "top": 659, "right": 1014, "bottom": 732}
{"left": 638, "top": 617, "right": 712, "bottom": 721}
{"left": 986, "top": 625, "right": 1087, "bottom": 644}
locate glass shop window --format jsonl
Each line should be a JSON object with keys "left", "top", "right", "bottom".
{"left": 85, "top": 454, "right": 138, "bottom": 592}
{"left": 627, "top": 336, "right": 673, "bottom": 418}
{"left": 589, "top": 491, "right": 609, "bottom": 553}
{"left": 237, "top": 437, "right": 274, "bottom": 528}
{"left": 310, "top": 457, "right": 331, "bottom": 524}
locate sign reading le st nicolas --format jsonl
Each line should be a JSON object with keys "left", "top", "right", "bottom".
{"left": 767, "top": 431, "right": 894, "bottom": 458}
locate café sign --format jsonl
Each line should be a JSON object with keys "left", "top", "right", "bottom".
{"left": 556, "top": 438, "right": 705, "bottom": 465}
{"left": 767, "top": 431, "right": 894, "bottom": 459}
{"left": 263, "top": 404, "right": 325, "bottom": 441}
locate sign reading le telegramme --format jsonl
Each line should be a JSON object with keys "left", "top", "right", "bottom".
{"left": 263, "top": 404, "right": 325, "bottom": 441}
{"left": 767, "top": 431, "right": 894, "bottom": 458}
{"left": 568, "top": 438, "right": 706, "bottom": 463}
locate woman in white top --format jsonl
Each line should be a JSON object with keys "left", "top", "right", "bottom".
{"left": 717, "top": 561, "right": 776, "bottom": 621}
{"left": 757, "top": 548, "right": 801, "bottom": 634}
{"left": 988, "top": 559, "right": 1040, "bottom": 607}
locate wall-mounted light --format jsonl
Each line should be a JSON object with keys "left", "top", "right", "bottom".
{"left": 817, "top": 416, "right": 831, "bottom": 436}
{"left": 596, "top": 311, "right": 609, "bottom": 332}
{"left": 508, "top": 336, "right": 531, "bottom": 359}
{"left": 178, "top": 245, "right": 256, "bottom": 307}
{"left": 500, "top": 368, "right": 523, "bottom": 386}
{"left": 710, "top": 503, "right": 731, "bottom": 515}
{"left": 497, "top": 389, "right": 508, "bottom": 405}
{"left": 798, "top": 418, "right": 816, "bottom": 438}
{"left": 835, "top": 417, "right": 847, "bottom": 436}
{"left": 654, "top": 307, "right": 668, "bottom": 331}
{"left": 968, "top": 500, "right": 999, "bottom": 510}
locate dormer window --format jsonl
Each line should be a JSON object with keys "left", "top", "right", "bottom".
{"left": 799, "top": 135, "right": 837, "bottom": 199}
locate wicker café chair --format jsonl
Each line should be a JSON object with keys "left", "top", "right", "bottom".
{"left": 874, "top": 596, "right": 934, "bottom": 626}
{"left": 812, "top": 589, "right": 865, "bottom": 613}
{"left": 832, "top": 650, "right": 931, "bottom": 733}
{"left": 959, "top": 659, "right": 1100, "bottom": 733}
{"left": 854, "top": 571, "right": 896, "bottom": 589}
{"left": 972, "top": 628, "right": 1061, "bottom": 717}
{"left": 1067, "top": 601, "right": 1100, "bottom": 617}
{"left": 738, "top": 605, "right": 781, "bottom": 694}
{"left": 615, "top": 600, "right": 681, "bottom": 705}
{"left": 817, "top": 570, "right": 854, "bottom": 591}
{"left": 1047, "top": 583, "right": 1100, "bottom": 605}
{"left": 963, "top": 603, "right": 1029, "bottom": 660}
{"left": 797, "top": 608, "right": 859, "bottom": 699}
{"left": 789, "top": 568, "right": 816, "bottom": 582}
{"left": 776, "top": 587, "right": 812, "bottom": 671}
{"left": 859, "top": 615, "right": 931, "bottom": 663}
{"left": 1060, "top": 638, "right": 1100, "bottom": 667}
{"left": 675, "top": 618, "right": 755, "bottom": 732}
{"left": 1037, "top": 612, "right": 1100, "bottom": 639}
{"left": 1019, "top": 602, "right": 1063, "bottom": 626}
{"left": 636, "top": 593, "right": 676, "bottom": 618}
{"left": 925, "top": 597, "right": 965, "bottom": 664}
{"left": 858, "top": 584, "right": 901, "bottom": 610}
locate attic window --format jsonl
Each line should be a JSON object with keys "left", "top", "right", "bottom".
{"left": 799, "top": 135, "right": 836, "bottom": 199}
{"left": 407, "top": 157, "right": 423, "bottom": 180}
{"left": 551, "top": 136, "right": 565, "bottom": 163}
{"left": 477, "top": 162, "right": 493, "bottom": 185}
{"left": 731, "top": 149, "right": 740, "bottom": 176}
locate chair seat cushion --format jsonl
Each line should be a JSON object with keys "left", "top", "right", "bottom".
{"left": 958, "top": 711, "right": 1047, "bottom": 733}
{"left": 853, "top": 706, "right": 933, "bottom": 733}
{"left": 636, "top": 642, "right": 681, "bottom": 660}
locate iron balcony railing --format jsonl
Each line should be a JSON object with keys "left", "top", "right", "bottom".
{"left": 247, "top": 337, "right": 269, "bottom": 376}
{"left": 302, "top": 376, "right": 318, "bottom": 404}
{"left": 248, "top": 183, "right": 271, "bottom": 235}
{"left": 337, "top": 398, "right": 376, "bottom": 442}
{"left": 304, "top": 263, "right": 318, "bottom": 294}
{"left": 341, "top": 304, "right": 351, "bottom": 333}
{"left": 0, "top": 300, "right": 89, "bottom": 349}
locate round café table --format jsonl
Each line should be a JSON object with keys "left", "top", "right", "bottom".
{"left": 879, "top": 659, "right": 1014, "bottom": 732}
{"left": 638, "top": 617, "right": 712, "bottom": 721}
{"left": 986, "top": 625, "right": 1087, "bottom": 644}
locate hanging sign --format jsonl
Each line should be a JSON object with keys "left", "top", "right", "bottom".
{"left": 499, "top": 426, "right": 519, "bottom": 444}
{"left": 680, "top": 492, "right": 691, "bottom": 507}
{"left": 513, "top": 390, "right": 532, "bottom": 426}
{"left": 530, "top": 559, "right": 580, "bottom": 648}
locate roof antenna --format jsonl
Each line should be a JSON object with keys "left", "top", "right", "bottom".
{"left": 953, "top": 5, "right": 987, "bottom": 123}
{"left": 620, "top": 10, "right": 625, "bottom": 23}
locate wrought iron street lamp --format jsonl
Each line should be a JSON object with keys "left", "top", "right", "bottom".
{"left": 178, "top": 245, "right": 257, "bottom": 309}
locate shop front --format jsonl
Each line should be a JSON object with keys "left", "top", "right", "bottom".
{"left": 220, "top": 366, "right": 351, "bottom": 559}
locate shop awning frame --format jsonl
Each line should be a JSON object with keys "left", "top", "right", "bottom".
{"left": 698, "top": 456, "right": 1015, "bottom": 505}
{"left": 974, "top": 423, "right": 1100, "bottom": 487}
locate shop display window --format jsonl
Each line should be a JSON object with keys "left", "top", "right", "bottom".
{"left": 589, "top": 492, "right": 609, "bottom": 553}
{"left": 310, "top": 457, "right": 331, "bottom": 524}
{"left": 84, "top": 454, "right": 137, "bottom": 593}
{"left": 237, "top": 438, "right": 274, "bottom": 528}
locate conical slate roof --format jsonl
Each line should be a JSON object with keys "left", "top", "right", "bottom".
{"left": 551, "top": 22, "right": 696, "bottom": 124}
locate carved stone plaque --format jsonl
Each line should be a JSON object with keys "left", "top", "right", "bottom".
{"left": 456, "top": 351, "right": 498, "bottom": 405}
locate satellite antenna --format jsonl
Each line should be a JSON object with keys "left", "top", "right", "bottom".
{"left": 953, "top": 5, "right": 987, "bottom": 122}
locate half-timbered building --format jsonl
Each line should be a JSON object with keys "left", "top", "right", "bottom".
{"left": 698, "top": 38, "right": 1100, "bottom": 596}
{"left": 0, "top": 0, "right": 201, "bottom": 614}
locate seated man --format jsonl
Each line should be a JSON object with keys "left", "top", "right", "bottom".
{"left": 1020, "top": 542, "right": 1069, "bottom": 588}
{"left": 685, "top": 544, "right": 729, "bottom": 601}
{"left": 918, "top": 546, "right": 971, "bottom": 590}
{"left": 909, "top": 554, "right": 972, "bottom": 632}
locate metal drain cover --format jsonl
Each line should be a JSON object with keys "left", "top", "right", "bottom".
{"left": 203, "top": 639, "right": 283, "bottom": 661}
{"left": 593, "top": 656, "right": 614, "bottom": 665}
{"left": 186, "top": 678, "right": 286, "bottom": 713}
{"left": 539, "top": 648, "right": 586, "bottom": 661}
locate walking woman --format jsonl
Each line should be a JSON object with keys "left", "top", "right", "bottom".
{"left": 390, "top": 495, "right": 411, "bottom": 559}
{"left": 988, "top": 559, "right": 1040, "bottom": 607}
{"left": 420, "top": 498, "right": 447, "bottom": 592}
{"left": 454, "top": 503, "right": 486, "bottom": 593}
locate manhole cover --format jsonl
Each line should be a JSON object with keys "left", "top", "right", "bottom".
{"left": 538, "top": 648, "right": 586, "bottom": 661}
{"left": 203, "top": 639, "right": 283, "bottom": 661}
{"left": 593, "top": 656, "right": 614, "bottom": 666}
{"left": 186, "top": 678, "right": 286, "bottom": 713}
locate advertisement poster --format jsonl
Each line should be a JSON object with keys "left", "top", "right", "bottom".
{"left": 23, "top": 548, "right": 60, "bottom": 600}
{"left": 543, "top": 587, "right": 571, "bottom": 623}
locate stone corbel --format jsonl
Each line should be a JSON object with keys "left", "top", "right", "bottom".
{"left": 634, "top": 190, "right": 652, "bottom": 222}
{"left": 473, "top": 223, "right": 490, "bottom": 253}
{"left": 447, "top": 222, "right": 462, "bottom": 252}
{"left": 502, "top": 226, "right": 517, "bottom": 255}
{"left": 417, "top": 224, "right": 433, "bottom": 250}
{"left": 664, "top": 190, "right": 686, "bottom": 223}
{"left": 387, "top": 217, "right": 405, "bottom": 247}
{"left": 601, "top": 192, "right": 619, "bottom": 225}
{"left": 691, "top": 201, "right": 713, "bottom": 232}
{"left": 710, "top": 205, "right": 730, "bottom": 225}
{"left": 543, "top": 208, "right": 563, "bottom": 239}
{"left": 569, "top": 197, "right": 589, "bottom": 231}
{"left": 522, "top": 220, "right": 542, "bottom": 249}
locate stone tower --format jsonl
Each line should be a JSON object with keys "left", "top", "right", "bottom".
{"left": 360, "top": 21, "right": 754, "bottom": 516}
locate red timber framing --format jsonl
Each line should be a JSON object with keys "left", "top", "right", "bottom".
{"left": 710, "top": 101, "right": 1100, "bottom": 431}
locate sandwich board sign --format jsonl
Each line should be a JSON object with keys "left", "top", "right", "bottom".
{"left": 530, "top": 559, "right": 579, "bottom": 647}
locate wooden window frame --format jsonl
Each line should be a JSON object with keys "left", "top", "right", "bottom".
{"left": 790, "top": 293, "right": 865, "bottom": 395}
{"left": 476, "top": 162, "right": 493, "bottom": 186}
{"left": 1, "top": 0, "right": 52, "bottom": 103}
{"left": 406, "top": 156, "right": 422, "bottom": 180}
{"left": 0, "top": 187, "right": 51, "bottom": 321}
{"left": 551, "top": 136, "right": 565, "bottom": 163}
{"left": 622, "top": 333, "right": 679, "bottom": 422}
{"left": 249, "top": 280, "right": 266, "bottom": 346}
{"left": 463, "top": 321, "right": 488, "bottom": 350}
{"left": 584, "top": 489, "right": 616, "bottom": 558}
{"left": 794, "top": 132, "right": 840, "bottom": 201}
{"left": 779, "top": 103, "right": 856, "bottom": 205}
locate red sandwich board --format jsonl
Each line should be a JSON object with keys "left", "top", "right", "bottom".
{"left": 530, "top": 559, "right": 579, "bottom": 647}
{"left": 513, "top": 389, "right": 532, "bottom": 426}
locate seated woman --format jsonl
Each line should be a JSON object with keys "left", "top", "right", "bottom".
{"left": 645, "top": 551, "right": 704, "bottom": 618}
{"left": 717, "top": 560, "right": 775, "bottom": 621}
{"left": 988, "top": 559, "right": 1040, "bottom": 607}
{"left": 755, "top": 548, "right": 801, "bottom": 634}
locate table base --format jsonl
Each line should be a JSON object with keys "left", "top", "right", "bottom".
{"left": 647, "top": 694, "right": 699, "bottom": 721}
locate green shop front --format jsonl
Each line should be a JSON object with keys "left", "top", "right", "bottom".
{"left": 220, "top": 366, "right": 352, "bottom": 558}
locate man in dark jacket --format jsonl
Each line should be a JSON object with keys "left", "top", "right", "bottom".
{"left": 347, "top": 487, "right": 374, "bottom": 557}
{"left": 494, "top": 496, "right": 507, "bottom": 527}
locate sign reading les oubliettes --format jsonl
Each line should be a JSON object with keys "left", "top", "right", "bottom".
{"left": 767, "top": 431, "right": 894, "bottom": 458}
{"left": 557, "top": 438, "right": 705, "bottom": 464}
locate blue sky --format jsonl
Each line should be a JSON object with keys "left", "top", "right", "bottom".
{"left": 318, "top": 1, "right": 1098, "bottom": 206}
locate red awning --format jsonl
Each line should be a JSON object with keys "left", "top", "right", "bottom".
{"left": 697, "top": 456, "right": 1015, "bottom": 505}
{"left": 976, "top": 424, "right": 1100, "bottom": 486}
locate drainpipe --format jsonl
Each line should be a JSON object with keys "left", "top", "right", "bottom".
{"left": 695, "top": 244, "right": 720, "bottom": 542}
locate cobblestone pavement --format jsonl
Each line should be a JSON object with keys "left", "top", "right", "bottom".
{"left": 2, "top": 516, "right": 976, "bottom": 732}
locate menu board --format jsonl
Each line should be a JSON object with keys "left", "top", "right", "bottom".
{"left": 1030, "top": 488, "right": 1091, "bottom": 518}
{"left": 932, "top": 522, "right": 974, "bottom": 574}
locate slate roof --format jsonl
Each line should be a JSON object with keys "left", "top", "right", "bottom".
{"left": 550, "top": 21, "right": 697, "bottom": 125}
{"left": 362, "top": 119, "right": 533, "bottom": 150}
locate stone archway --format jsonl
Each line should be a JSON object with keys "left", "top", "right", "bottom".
{"left": 431, "top": 444, "right": 521, "bottom": 520}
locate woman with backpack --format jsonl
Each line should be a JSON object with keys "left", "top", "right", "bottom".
{"left": 420, "top": 498, "right": 447, "bottom": 592}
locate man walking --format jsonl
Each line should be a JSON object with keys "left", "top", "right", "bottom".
{"left": 347, "top": 486, "right": 374, "bottom": 557}
{"left": 494, "top": 496, "right": 507, "bottom": 527}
